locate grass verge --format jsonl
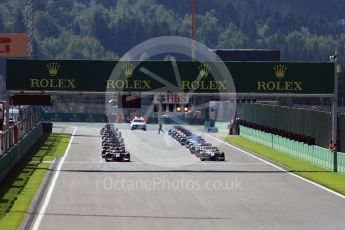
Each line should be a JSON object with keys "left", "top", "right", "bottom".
{"left": 225, "top": 136, "right": 345, "bottom": 196}
{"left": 0, "top": 133, "right": 71, "bottom": 230}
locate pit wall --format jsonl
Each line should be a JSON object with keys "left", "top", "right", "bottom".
{"left": 215, "top": 122, "right": 229, "bottom": 134}
{"left": 240, "top": 126, "right": 345, "bottom": 174}
{"left": 41, "top": 112, "right": 108, "bottom": 123}
{"left": 0, "top": 122, "right": 44, "bottom": 183}
{"left": 41, "top": 112, "right": 206, "bottom": 125}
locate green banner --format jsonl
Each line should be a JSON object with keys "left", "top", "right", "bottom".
{"left": 6, "top": 59, "right": 334, "bottom": 94}
{"left": 227, "top": 62, "right": 334, "bottom": 94}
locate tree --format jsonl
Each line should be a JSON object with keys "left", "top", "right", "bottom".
{"left": 92, "top": 6, "right": 112, "bottom": 50}
{"left": 197, "top": 11, "right": 222, "bottom": 48}
{"left": 39, "top": 32, "right": 118, "bottom": 60}
{"left": 0, "top": 13, "right": 5, "bottom": 32}
{"left": 217, "top": 23, "right": 247, "bottom": 49}
{"left": 13, "top": 10, "right": 26, "bottom": 32}
{"left": 2, "top": 0, "right": 345, "bottom": 61}
{"left": 34, "top": 12, "right": 60, "bottom": 38}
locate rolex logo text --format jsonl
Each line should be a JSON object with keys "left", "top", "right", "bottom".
{"left": 29, "top": 62, "right": 77, "bottom": 89}
{"left": 257, "top": 64, "right": 303, "bottom": 91}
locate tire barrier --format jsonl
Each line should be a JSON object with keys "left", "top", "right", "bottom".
{"left": 240, "top": 125, "right": 345, "bottom": 174}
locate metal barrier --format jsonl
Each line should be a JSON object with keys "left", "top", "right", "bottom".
{"left": 240, "top": 126, "right": 345, "bottom": 173}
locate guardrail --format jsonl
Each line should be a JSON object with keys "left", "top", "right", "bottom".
{"left": 240, "top": 126, "right": 345, "bottom": 174}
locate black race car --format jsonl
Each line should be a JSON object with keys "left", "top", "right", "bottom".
{"left": 105, "top": 150, "right": 131, "bottom": 162}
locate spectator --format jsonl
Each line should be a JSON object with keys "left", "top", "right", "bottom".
{"left": 158, "top": 117, "right": 164, "bottom": 134}
{"left": 227, "top": 119, "right": 234, "bottom": 135}
{"left": 328, "top": 140, "right": 336, "bottom": 152}
{"left": 332, "top": 143, "right": 337, "bottom": 153}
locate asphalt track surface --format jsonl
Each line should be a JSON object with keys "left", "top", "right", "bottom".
{"left": 25, "top": 123, "right": 345, "bottom": 230}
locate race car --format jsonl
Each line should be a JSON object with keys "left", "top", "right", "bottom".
{"left": 105, "top": 150, "right": 131, "bottom": 162}
{"left": 196, "top": 146, "right": 225, "bottom": 161}
{"left": 199, "top": 150, "right": 225, "bottom": 161}
{"left": 130, "top": 117, "right": 147, "bottom": 131}
{"left": 190, "top": 142, "right": 212, "bottom": 155}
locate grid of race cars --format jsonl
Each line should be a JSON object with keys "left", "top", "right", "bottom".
{"left": 101, "top": 124, "right": 131, "bottom": 162}
{"left": 100, "top": 123, "right": 225, "bottom": 162}
{"left": 168, "top": 126, "right": 225, "bottom": 161}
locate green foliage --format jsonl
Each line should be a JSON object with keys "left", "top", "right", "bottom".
{"left": 217, "top": 23, "right": 247, "bottom": 49}
{"left": 13, "top": 9, "right": 26, "bottom": 33}
{"left": 1, "top": 0, "right": 345, "bottom": 61}
{"left": 38, "top": 31, "right": 118, "bottom": 60}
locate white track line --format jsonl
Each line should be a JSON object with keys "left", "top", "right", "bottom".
{"left": 205, "top": 134, "right": 345, "bottom": 200}
{"left": 62, "top": 161, "right": 267, "bottom": 165}
{"left": 32, "top": 127, "right": 77, "bottom": 230}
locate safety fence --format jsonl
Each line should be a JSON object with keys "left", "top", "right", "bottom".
{"left": 238, "top": 103, "right": 345, "bottom": 150}
{"left": 240, "top": 126, "right": 345, "bottom": 174}
{"left": 0, "top": 122, "right": 44, "bottom": 183}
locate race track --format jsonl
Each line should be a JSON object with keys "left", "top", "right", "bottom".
{"left": 24, "top": 123, "right": 345, "bottom": 230}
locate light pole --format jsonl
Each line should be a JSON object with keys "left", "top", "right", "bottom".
{"left": 26, "top": 0, "right": 33, "bottom": 58}
{"left": 192, "top": 0, "right": 196, "bottom": 60}
{"left": 330, "top": 50, "right": 340, "bottom": 172}
{"left": 330, "top": 51, "right": 339, "bottom": 145}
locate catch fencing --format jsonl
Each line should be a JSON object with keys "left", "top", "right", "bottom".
{"left": 238, "top": 103, "right": 338, "bottom": 150}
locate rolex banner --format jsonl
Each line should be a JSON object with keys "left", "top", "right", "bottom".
{"left": 6, "top": 59, "right": 334, "bottom": 94}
